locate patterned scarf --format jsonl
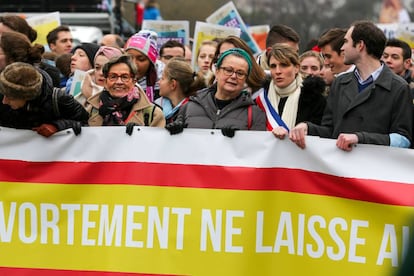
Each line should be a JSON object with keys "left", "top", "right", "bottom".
{"left": 98, "top": 87, "right": 140, "bottom": 126}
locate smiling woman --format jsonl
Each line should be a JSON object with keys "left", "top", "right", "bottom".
{"left": 86, "top": 54, "right": 165, "bottom": 130}
{"left": 165, "top": 48, "right": 266, "bottom": 137}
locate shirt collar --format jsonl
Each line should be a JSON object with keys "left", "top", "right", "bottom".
{"left": 354, "top": 63, "right": 384, "bottom": 84}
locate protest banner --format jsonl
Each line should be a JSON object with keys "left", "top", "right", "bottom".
{"left": 192, "top": 21, "right": 240, "bottom": 71}
{"left": 25, "top": 12, "right": 61, "bottom": 48}
{"left": 0, "top": 127, "right": 413, "bottom": 276}
{"left": 142, "top": 20, "right": 190, "bottom": 52}
{"left": 206, "top": 1, "right": 261, "bottom": 55}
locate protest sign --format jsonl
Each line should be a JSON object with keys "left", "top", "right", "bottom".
{"left": 192, "top": 21, "right": 240, "bottom": 70}
{"left": 142, "top": 20, "right": 190, "bottom": 51}
{"left": 206, "top": 1, "right": 261, "bottom": 55}
{"left": 25, "top": 12, "right": 61, "bottom": 48}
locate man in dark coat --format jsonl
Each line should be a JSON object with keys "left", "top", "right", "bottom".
{"left": 289, "top": 20, "right": 412, "bottom": 151}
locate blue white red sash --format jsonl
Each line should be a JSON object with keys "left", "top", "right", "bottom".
{"left": 255, "top": 89, "right": 289, "bottom": 131}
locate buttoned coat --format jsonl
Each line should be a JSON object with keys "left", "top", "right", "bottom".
{"left": 307, "top": 66, "right": 412, "bottom": 146}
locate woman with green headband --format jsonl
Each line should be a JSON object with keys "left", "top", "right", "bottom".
{"left": 165, "top": 48, "right": 266, "bottom": 137}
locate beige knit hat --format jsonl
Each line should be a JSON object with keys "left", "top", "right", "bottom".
{"left": 0, "top": 62, "right": 42, "bottom": 100}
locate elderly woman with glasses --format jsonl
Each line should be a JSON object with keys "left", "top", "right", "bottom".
{"left": 165, "top": 48, "right": 266, "bottom": 137}
{"left": 86, "top": 55, "right": 165, "bottom": 131}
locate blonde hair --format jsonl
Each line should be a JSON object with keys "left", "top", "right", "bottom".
{"left": 268, "top": 43, "right": 300, "bottom": 67}
{"left": 299, "top": 50, "right": 323, "bottom": 70}
{"left": 197, "top": 40, "right": 218, "bottom": 58}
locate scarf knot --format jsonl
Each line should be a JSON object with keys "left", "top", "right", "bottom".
{"left": 98, "top": 87, "right": 140, "bottom": 126}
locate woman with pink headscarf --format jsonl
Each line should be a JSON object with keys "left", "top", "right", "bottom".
{"left": 78, "top": 46, "right": 124, "bottom": 106}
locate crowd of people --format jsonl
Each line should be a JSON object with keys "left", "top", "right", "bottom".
{"left": 0, "top": 14, "right": 412, "bottom": 152}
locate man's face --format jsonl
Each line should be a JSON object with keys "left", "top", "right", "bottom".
{"left": 341, "top": 26, "right": 360, "bottom": 67}
{"left": 160, "top": 47, "right": 185, "bottom": 64}
{"left": 50, "top": 31, "right": 73, "bottom": 55}
{"left": 382, "top": 46, "right": 411, "bottom": 76}
{"left": 320, "top": 44, "right": 346, "bottom": 75}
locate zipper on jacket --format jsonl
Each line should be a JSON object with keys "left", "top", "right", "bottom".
{"left": 213, "top": 109, "right": 221, "bottom": 129}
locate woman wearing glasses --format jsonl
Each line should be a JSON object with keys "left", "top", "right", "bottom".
{"left": 165, "top": 48, "right": 266, "bottom": 137}
{"left": 255, "top": 44, "right": 326, "bottom": 137}
{"left": 86, "top": 55, "right": 165, "bottom": 129}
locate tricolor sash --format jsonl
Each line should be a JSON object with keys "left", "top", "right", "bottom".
{"left": 255, "top": 89, "right": 289, "bottom": 131}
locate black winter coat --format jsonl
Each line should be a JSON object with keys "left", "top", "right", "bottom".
{"left": 262, "top": 75, "right": 327, "bottom": 126}
{"left": 0, "top": 69, "right": 89, "bottom": 131}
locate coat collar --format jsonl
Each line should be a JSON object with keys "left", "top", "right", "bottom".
{"left": 336, "top": 65, "right": 394, "bottom": 114}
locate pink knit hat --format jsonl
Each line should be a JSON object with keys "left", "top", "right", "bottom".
{"left": 124, "top": 30, "right": 158, "bottom": 65}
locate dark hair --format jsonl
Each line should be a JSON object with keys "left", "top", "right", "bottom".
{"left": 46, "top": 25, "right": 71, "bottom": 46}
{"left": 0, "top": 15, "right": 37, "bottom": 42}
{"left": 102, "top": 54, "right": 138, "bottom": 78}
{"left": 160, "top": 40, "right": 185, "bottom": 57}
{"left": 385, "top": 38, "right": 412, "bottom": 60}
{"left": 211, "top": 35, "right": 266, "bottom": 91}
{"left": 164, "top": 57, "right": 206, "bottom": 97}
{"left": 0, "top": 31, "right": 44, "bottom": 65}
{"left": 266, "top": 24, "right": 300, "bottom": 48}
{"left": 55, "top": 53, "right": 73, "bottom": 78}
{"left": 351, "top": 20, "right": 386, "bottom": 60}
{"left": 317, "top": 28, "right": 347, "bottom": 55}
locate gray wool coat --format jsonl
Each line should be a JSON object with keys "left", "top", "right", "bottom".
{"left": 307, "top": 65, "right": 413, "bottom": 146}
{"left": 178, "top": 87, "right": 266, "bottom": 131}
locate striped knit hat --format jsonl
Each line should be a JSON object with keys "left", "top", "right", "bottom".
{"left": 124, "top": 30, "right": 158, "bottom": 65}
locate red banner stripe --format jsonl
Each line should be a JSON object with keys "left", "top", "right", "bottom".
{"left": 0, "top": 267, "right": 183, "bottom": 275}
{"left": 0, "top": 160, "right": 413, "bottom": 207}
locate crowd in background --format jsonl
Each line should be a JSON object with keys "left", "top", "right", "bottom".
{"left": 0, "top": 7, "right": 413, "bottom": 150}
{"left": 0, "top": 4, "right": 414, "bottom": 273}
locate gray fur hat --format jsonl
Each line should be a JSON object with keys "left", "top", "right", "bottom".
{"left": 0, "top": 62, "right": 42, "bottom": 100}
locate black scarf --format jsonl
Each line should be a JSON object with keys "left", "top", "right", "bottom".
{"left": 98, "top": 89, "right": 139, "bottom": 126}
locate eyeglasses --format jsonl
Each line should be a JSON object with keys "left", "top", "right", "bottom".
{"left": 219, "top": 66, "right": 248, "bottom": 80}
{"left": 107, "top": 73, "right": 133, "bottom": 82}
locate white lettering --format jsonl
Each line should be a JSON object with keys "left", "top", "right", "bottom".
{"left": 125, "top": 205, "right": 145, "bottom": 248}
{"left": 18, "top": 202, "right": 37, "bottom": 243}
{"left": 297, "top": 214, "right": 305, "bottom": 256}
{"left": 327, "top": 217, "right": 347, "bottom": 261}
{"left": 0, "top": 202, "right": 16, "bottom": 242}
{"left": 306, "top": 215, "right": 325, "bottom": 258}
{"left": 97, "top": 205, "right": 123, "bottom": 246}
{"left": 40, "top": 203, "right": 59, "bottom": 244}
{"left": 172, "top": 207, "right": 191, "bottom": 250}
{"left": 274, "top": 212, "right": 295, "bottom": 254}
{"left": 348, "top": 220, "right": 368, "bottom": 264}
{"left": 147, "top": 207, "right": 170, "bottom": 249}
{"left": 377, "top": 224, "right": 398, "bottom": 267}
{"left": 225, "top": 210, "right": 244, "bottom": 253}
{"left": 61, "top": 204, "right": 81, "bottom": 245}
{"left": 255, "top": 211, "right": 272, "bottom": 253}
{"left": 200, "top": 209, "right": 222, "bottom": 252}
{"left": 81, "top": 204, "right": 98, "bottom": 246}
